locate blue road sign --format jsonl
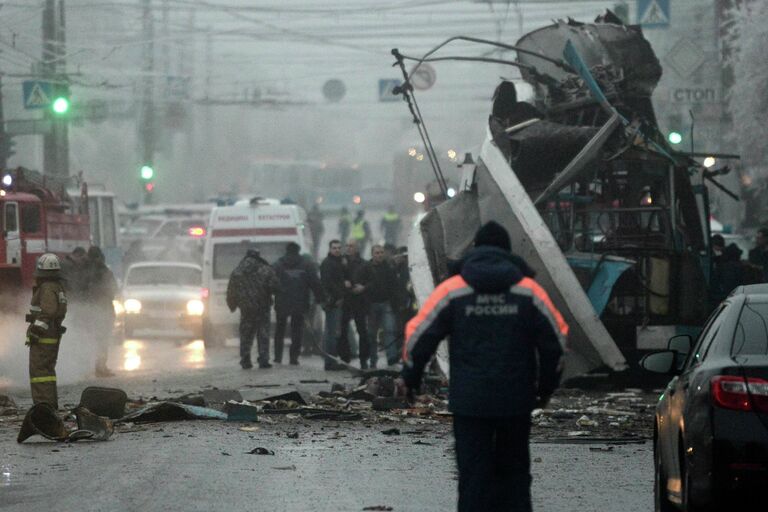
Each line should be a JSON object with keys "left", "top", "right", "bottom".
{"left": 22, "top": 80, "right": 53, "bottom": 109}
{"left": 637, "top": 0, "right": 670, "bottom": 28}
{"left": 378, "top": 79, "right": 401, "bottom": 102}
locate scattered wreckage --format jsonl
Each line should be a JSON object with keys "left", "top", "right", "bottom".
{"left": 399, "top": 13, "right": 732, "bottom": 378}
{"left": 3, "top": 371, "right": 657, "bottom": 447}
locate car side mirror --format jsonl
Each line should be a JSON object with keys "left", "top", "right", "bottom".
{"left": 667, "top": 334, "right": 692, "bottom": 355}
{"left": 640, "top": 350, "right": 680, "bottom": 375}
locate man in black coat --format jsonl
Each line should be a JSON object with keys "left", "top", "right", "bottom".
{"left": 273, "top": 243, "right": 324, "bottom": 365}
{"left": 356, "top": 245, "right": 399, "bottom": 367}
{"left": 398, "top": 221, "right": 567, "bottom": 512}
{"left": 319, "top": 240, "right": 346, "bottom": 371}
{"left": 748, "top": 227, "right": 768, "bottom": 282}
{"left": 338, "top": 238, "right": 368, "bottom": 366}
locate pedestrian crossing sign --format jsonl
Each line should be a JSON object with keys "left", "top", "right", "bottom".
{"left": 22, "top": 80, "right": 53, "bottom": 109}
{"left": 637, "top": 0, "right": 670, "bottom": 28}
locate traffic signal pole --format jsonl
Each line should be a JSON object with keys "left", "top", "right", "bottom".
{"left": 0, "top": 77, "right": 8, "bottom": 169}
{"left": 139, "top": 0, "right": 156, "bottom": 203}
{"left": 41, "top": 0, "right": 69, "bottom": 178}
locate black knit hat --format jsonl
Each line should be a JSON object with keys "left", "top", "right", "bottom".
{"left": 474, "top": 221, "right": 511, "bottom": 252}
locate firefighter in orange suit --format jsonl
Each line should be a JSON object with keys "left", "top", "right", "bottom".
{"left": 26, "top": 253, "right": 68, "bottom": 409}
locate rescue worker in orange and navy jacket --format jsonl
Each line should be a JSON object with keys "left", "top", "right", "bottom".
{"left": 397, "top": 221, "right": 568, "bottom": 512}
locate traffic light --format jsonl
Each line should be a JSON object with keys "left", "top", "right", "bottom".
{"left": 50, "top": 83, "right": 71, "bottom": 116}
{"left": 140, "top": 165, "right": 154, "bottom": 181}
{"left": 0, "top": 134, "right": 16, "bottom": 166}
{"left": 139, "top": 163, "right": 155, "bottom": 200}
{"left": 666, "top": 114, "right": 684, "bottom": 146}
{"left": 668, "top": 131, "right": 683, "bottom": 145}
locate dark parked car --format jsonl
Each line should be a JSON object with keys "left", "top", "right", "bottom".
{"left": 642, "top": 284, "right": 768, "bottom": 511}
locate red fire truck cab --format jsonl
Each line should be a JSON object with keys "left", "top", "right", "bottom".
{"left": 0, "top": 168, "right": 90, "bottom": 291}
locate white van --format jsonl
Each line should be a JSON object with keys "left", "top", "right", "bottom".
{"left": 201, "top": 198, "right": 312, "bottom": 346}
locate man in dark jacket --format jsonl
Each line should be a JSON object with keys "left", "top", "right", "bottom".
{"left": 83, "top": 246, "right": 118, "bottom": 378}
{"left": 338, "top": 238, "right": 368, "bottom": 365}
{"left": 356, "top": 245, "right": 399, "bottom": 367}
{"left": 273, "top": 242, "right": 324, "bottom": 365}
{"left": 307, "top": 205, "right": 325, "bottom": 260}
{"left": 398, "top": 221, "right": 567, "bottom": 512}
{"left": 61, "top": 246, "right": 88, "bottom": 300}
{"left": 227, "top": 249, "right": 280, "bottom": 369}
{"left": 748, "top": 227, "right": 768, "bottom": 281}
{"left": 319, "top": 240, "right": 346, "bottom": 370}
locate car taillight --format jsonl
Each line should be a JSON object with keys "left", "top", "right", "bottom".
{"left": 201, "top": 288, "right": 209, "bottom": 299}
{"left": 711, "top": 376, "right": 768, "bottom": 412}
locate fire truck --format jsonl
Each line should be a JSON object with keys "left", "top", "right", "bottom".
{"left": 0, "top": 167, "right": 90, "bottom": 291}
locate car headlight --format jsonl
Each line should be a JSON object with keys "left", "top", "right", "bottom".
{"left": 186, "top": 299, "right": 204, "bottom": 316}
{"left": 113, "top": 300, "right": 125, "bottom": 316}
{"left": 124, "top": 298, "right": 142, "bottom": 314}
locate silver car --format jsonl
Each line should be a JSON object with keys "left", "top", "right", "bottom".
{"left": 117, "top": 262, "right": 206, "bottom": 339}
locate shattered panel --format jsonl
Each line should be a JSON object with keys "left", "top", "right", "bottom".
{"left": 476, "top": 136, "right": 626, "bottom": 376}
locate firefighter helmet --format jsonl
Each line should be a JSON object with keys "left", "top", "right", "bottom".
{"left": 34, "top": 253, "right": 62, "bottom": 277}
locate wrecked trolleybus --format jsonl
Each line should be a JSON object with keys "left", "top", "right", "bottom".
{"left": 398, "top": 12, "right": 727, "bottom": 378}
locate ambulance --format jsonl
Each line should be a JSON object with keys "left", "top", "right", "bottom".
{"left": 201, "top": 197, "right": 312, "bottom": 346}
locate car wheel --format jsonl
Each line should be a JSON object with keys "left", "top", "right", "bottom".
{"left": 655, "top": 438, "right": 677, "bottom": 512}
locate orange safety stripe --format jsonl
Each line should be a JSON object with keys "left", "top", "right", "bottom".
{"left": 403, "top": 275, "right": 471, "bottom": 362}
{"left": 516, "top": 277, "right": 569, "bottom": 338}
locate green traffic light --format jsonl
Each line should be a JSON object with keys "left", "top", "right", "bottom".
{"left": 140, "top": 165, "right": 155, "bottom": 180}
{"left": 52, "top": 96, "right": 70, "bottom": 114}
{"left": 668, "top": 131, "right": 683, "bottom": 145}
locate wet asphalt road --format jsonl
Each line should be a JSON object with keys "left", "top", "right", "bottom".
{"left": 0, "top": 339, "right": 652, "bottom": 511}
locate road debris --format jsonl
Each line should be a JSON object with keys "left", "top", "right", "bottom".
{"left": 576, "top": 415, "right": 598, "bottom": 428}
{"left": 17, "top": 403, "right": 113, "bottom": 443}
{"left": 118, "top": 402, "right": 227, "bottom": 423}
{"left": 247, "top": 447, "right": 274, "bottom": 455}
{"left": 202, "top": 389, "right": 243, "bottom": 406}
{"left": 372, "top": 397, "right": 410, "bottom": 411}
{"left": 272, "top": 465, "right": 297, "bottom": 471}
{"left": 381, "top": 428, "right": 401, "bottom": 436}
{"left": 363, "top": 507, "right": 393, "bottom": 511}
{"left": 224, "top": 401, "right": 259, "bottom": 422}
{"left": 259, "top": 391, "right": 308, "bottom": 406}
{"left": 78, "top": 387, "right": 128, "bottom": 419}
{"left": 73, "top": 407, "right": 114, "bottom": 441}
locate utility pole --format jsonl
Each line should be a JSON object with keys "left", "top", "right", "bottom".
{"left": 139, "top": 0, "right": 155, "bottom": 202}
{"left": 42, "top": 0, "right": 69, "bottom": 177}
{"left": 0, "top": 76, "right": 9, "bottom": 169}
{"left": 161, "top": 0, "right": 172, "bottom": 158}
{"left": 182, "top": 9, "right": 196, "bottom": 194}
{"left": 55, "top": 0, "right": 69, "bottom": 176}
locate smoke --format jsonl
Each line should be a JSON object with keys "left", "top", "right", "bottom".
{"left": 0, "top": 301, "right": 104, "bottom": 391}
